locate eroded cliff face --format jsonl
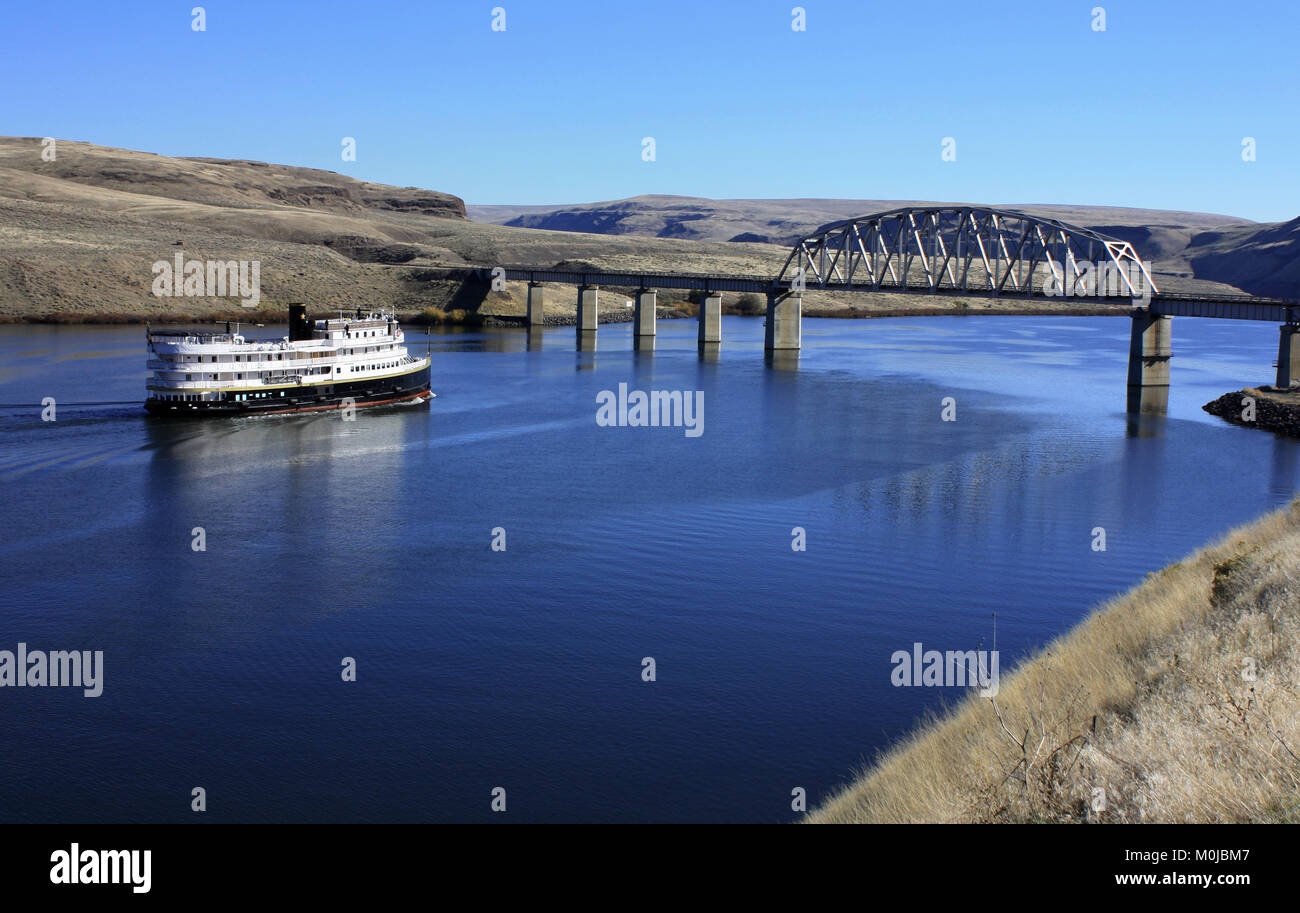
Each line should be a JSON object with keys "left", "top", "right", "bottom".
{"left": 0, "top": 140, "right": 468, "bottom": 219}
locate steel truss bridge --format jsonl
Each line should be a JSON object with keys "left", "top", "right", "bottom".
{"left": 487, "top": 205, "right": 1300, "bottom": 397}
{"left": 498, "top": 206, "right": 1297, "bottom": 323}
{"left": 777, "top": 206, "right": 1156, "bottom": 299}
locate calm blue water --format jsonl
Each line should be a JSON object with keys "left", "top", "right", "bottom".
{"left": 0, "top": 315, "right": 1296, "bottom": 822}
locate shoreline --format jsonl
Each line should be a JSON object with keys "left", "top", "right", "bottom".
{"left": 808, "top": 495, "right": 1300, "bottom": 823}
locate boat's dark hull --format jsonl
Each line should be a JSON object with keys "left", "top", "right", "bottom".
{"left": 144, "top": 363, "right": 431, "bottom": 418}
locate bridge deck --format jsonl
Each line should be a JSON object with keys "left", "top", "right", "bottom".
{"left": 1149, "top": 298, "right": 1299, "bottom": 322}
{"left": 501, "top": 267, "right": 774, "bottom": 294}
{"left": 499, "top": 267, "right": 1297, "bottom": 321}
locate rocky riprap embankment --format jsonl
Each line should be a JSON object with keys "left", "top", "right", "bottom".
{"left": 1204, "top": 387, "right": 1300, "bottom": 436}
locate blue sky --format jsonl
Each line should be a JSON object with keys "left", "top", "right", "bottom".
{"left": 2, "top": 1, "right": 1297, "bottom": 221}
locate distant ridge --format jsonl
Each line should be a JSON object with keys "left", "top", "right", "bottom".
{"left": 470, "top": 194, "right": 1298, "bottom": 297}
{"left": 470, "top": 193, "right": 1252, "bottom": 245}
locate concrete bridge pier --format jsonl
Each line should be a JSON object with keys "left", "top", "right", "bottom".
{"left": 527, "top": 282, "right": 546, "bottom": 327}
{"left": 698, "top": 293, "right": 722, "bottom": 350}
{"left": 1276, "top": 324, "right": 1300, "bottom": 388}
{"left": 1126, "top": 311, "right": 1172, "bottom": 414}
{"left": 634, "top": 289, "right": 656, "bottom": 349}
{"left": 765, "top": 291, "right": 801, "bottom": 351}
{"left": 577, "top": 286, "right": 598, "bottom": 334}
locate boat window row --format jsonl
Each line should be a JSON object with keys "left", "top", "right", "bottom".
{"left": 174, "top": 365, "right": 333, "bottom": 382}
{"left": 163, "top": 344, "right": 397, "bottom": 364}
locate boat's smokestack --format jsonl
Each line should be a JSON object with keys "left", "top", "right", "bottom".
{"left": 288, "top": 304, "right": 312, "bottom": 341}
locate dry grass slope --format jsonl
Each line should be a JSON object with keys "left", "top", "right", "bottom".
{"left": 808, "top": 497, "right": 1300, "bottom": 823}
{"left": 0, "top": 138, "right": 785, "bottom": 321}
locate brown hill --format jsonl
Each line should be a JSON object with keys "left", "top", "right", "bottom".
{"left": 1182, "top": 217, "right": 1300, "bottom": 298}
{"left": 0, "top": 139, "right": 782, "bottom": 321}
{"left": 472, "top": 194, "right": 1249, "bottom": 247}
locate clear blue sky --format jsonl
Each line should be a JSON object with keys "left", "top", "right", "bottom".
{"left": 3, "top": 0, "right": 1297, "bottom": 221}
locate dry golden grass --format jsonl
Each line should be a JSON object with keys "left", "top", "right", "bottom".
{"left": 808, "top": 497, "right": 1300, "bottom": 823}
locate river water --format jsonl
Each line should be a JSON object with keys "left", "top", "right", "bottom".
{"left": 0, "top": 314, "right": 1295, "bottom": 822}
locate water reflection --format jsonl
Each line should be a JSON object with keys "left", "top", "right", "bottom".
{"left": 144, "top": 404, "right": 429, "bottom": 481}
{"left": 1272, "top": 433, "right": 1299, "bottom": 495}
{"left": 1126, "top": 384, "right": 1169, "bottom": 417}
{"left": 764, "top": 350, "right": 800, "bottom": 372}
{"left": 1125, "top": 409, "right": 1167, "bottom": 439}
{"left": 474, "top": 330, "right": 527, "bottom": 353}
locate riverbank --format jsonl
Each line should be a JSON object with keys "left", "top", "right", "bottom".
{"left": 1204, "top": 387, "right": 1300, "bottom": 437}
{"left": 808, "top": 496, "right": 1300, "bottom": 823}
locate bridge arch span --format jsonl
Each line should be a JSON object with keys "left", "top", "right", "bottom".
{"left": 776, "top": 206, "right": 1157, "bottom": 300}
